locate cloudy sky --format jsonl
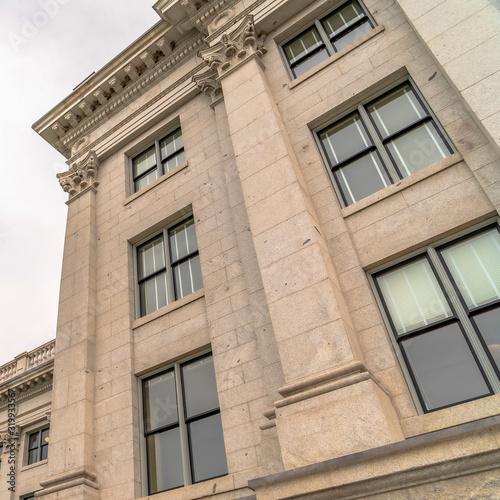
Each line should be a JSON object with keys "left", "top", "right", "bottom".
{"left": 0, "top": 0, "right": 159, "bottom": 365}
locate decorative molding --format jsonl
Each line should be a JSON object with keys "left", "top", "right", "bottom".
{"left": 38, "top": 468, "right": 99, "bottom": 497}
{"left": 65, "top": 63, "right": 205, "bottom": 166}
{"left": 198, "top": 15, "right": 266, "bottom": 77}
{"left": 192, "top": 67, "right": 223, "bottom": 103}
{"left": 58, "top": 33, "right": 205, "bottom": 153}
{"left": 57, "top": 151, "right": 99, "bottom": 200}
{"left": 0, "top": 425, "right": 21, "bottom": 448}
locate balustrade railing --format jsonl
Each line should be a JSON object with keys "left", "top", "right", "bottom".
{"left": 0, "top": 339, "right": 55, "bottom": 385}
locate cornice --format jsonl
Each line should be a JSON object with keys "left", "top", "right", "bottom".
{"left": 66, "top": 62, "right": 205, "bottom": 166}
{"left": 0, "top": 370, "right": 54, "bottom": 410}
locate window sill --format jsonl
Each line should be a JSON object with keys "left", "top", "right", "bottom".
{"left": 401, "top": 393, "right": 500, "bottom": 438}
{"left": 341, "top": 152, "right": 463, "bottom": 218}
{"left": 21, "top": 459, "right": 48, "bottom": 472}
{"left": 288, "top": 25, "right": 384, "bottom": 90}
{"left": 124, "top": 161, "right": 188, "bottom": 206}
{"left": 132, "top": 288, "right": 205, "bottom": 330}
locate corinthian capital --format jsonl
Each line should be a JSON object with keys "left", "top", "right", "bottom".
{"left": 198, "top": 15, "right": 266, "bottom": 77}
{"left": 1, "top": 425, "right": 21, "bottom": 448}
{"left": 193, "top": 68, "right": 223, "bottom": 103}
{"left": 57, "top": 150, "right": 100, "bottom": 201}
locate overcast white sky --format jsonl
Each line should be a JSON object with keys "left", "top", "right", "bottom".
{"left": 0, "top": 0, "right": 159, "bottom": 365}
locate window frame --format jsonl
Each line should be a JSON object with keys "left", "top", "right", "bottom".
{"left": 281, "top": 0, "right": 376, "bottom": 79}
{"left": 131, "top": 127, "right": 185, "bottom": 193}
{"left": 370, "top": 222, "right": 500, "bottom": 414}
{"left": 26, "top": 426, "right": 49, "bottom": 465}
{"left": 135, "top": 214, "right": 203, "bottom": 319}
{"left": 141, "top": 352, "right": 228, "bottom": 495}
{"left": 316, "top": 78, "right": 455, "bottom": 208}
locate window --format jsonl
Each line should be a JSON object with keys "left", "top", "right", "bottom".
{"left": 26, "top": 427, "right": 49, "bottom": 464}
{"left": 132, "top": 127, "right": 185, "bottom": 192}
{"left": 142, "top": 353, "right": 227, "bottom": 494}
{"left": 22, "top": 496, "right": 35, "bottom": 500}
{"left": 283, "top": 0, "right": 375, "bottom": 78}
{"left": 137, "top": 216, "right": 202, "bottom": 317}
{"left": 373, "top": 225, "right": 500, "bottom": 413}
{"left": 318, "top": 82, "right": 454, "bottom": 206}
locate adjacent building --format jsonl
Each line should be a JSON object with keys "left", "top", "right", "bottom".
{"left": 2, "top": 0, "right": 500, "bottom": 498}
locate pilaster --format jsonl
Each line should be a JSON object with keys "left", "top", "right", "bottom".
{"left": 36, "top": 153, "right": 100, "bottom": 499}
{"left": 197, "top": 15, "right": 403, "bottom": 467}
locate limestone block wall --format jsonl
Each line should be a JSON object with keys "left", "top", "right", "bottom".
{"left": 30, "top": 0, "right": 500, "bottom": 498}
{"left": 263, "top": 0, "right": 500, "bottom": 431}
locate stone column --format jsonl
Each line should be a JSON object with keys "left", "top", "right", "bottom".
{"left": 36, "top": 152, "right": 100, "bottom": 499}
{"left": 198, "top": 16, "right": 403, "bottom": 469}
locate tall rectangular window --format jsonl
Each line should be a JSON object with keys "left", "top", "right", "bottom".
{"left": 137, "top": 216, "right": 202, "bottom": 317}
{"left": 27, "top": 427, "right": 49, "bottom": 464}
{"left": 132, "top": 128, "right": 185, "bottom": 192}
{"left": 283, "top": 0, "right": 375, "bottom": 78}
{"left": 373, "top": 225, "right": 500, "bottom": 412}
{"left": 143, "top": 353, "right": 227, "bottom": 494}
{"left": 318, "top": 82, "right": 454, "bottom": 206}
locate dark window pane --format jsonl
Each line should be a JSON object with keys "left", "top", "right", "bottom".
{"left": 138, "top": 235, "right": 165, "bottom": 279}
{"left": 160, "top": 129, "right": 183, "bottom": 159}
{"left": 387, "top": 121, "right": 449, "bottom": 177}
{"left": 401, "top": 323, "right": 490, "bottom": 411}
{"left": 135, "top": 170, "right": 159, "bottom": 191}
{"left": 169, "top": 219, "right": 196, "bottom": 262}
{"left": 322, "top": 0, "right": 365, "bottom": 36}
{"left": 320, "top": 113, "right": 371, "bottom": 166}
{"left": 140, "top": 272, "right": 168, "bottom": 315}
{"left": 292, "top": 48, "right": 330, "bottom": 78}
{"left": 148, "top": 428, "right": 183, "bottom": 493}
{"left": 164, "top": 150, "right": 186, "bottom": 172}
{"left": 189, "top": 413, "right": 227, "bottom": 483}
{"left": 41, "top": 444, "right": 48, "bottom": 460}
{"left": 133, "top": 146, "right": 156, "bottom": 177}
{"left": 144, "top": 371, "right": 178, "bottom": 432}
{"left": 41, "top": 428, "right": 50, "bottom": 442}
{"left": 368, "top": 85, "right": 426, "bottom": 139}
{"left": 332, "top": 20, "right": 373, "bottom": 51}
{"left": 472, "top": 306, "right": 500, "bottom": 372}
{"left": 333, "top": 152, "right": 391, "bottom": 205}
{"left": 29, "top": 449, "right": 37, "bottom": 464}
{"left": 174, "top": 259, "right": 198, "bottom": 299}
{"left": 284, "top": 27, "right": 324, "bottom": 64}
{"left": 29, "top": 432, "right": 39, "bottom": 449}
{"left": 182, "top": 356, "right": 219, "bottom": 418}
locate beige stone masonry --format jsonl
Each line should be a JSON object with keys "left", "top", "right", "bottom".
{"left": 198, "top": 15, "right": 403, "bottom": 466}
{"left": 38, "top": 174, "right": 99, "bottom": 499}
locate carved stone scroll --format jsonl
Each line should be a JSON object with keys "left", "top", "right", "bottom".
{"left": 57, "top": 150, "right": 100, "bottom": 200}
{"left": 193, "top": 67, "right": 223, "bottom": 103}
{"left": 198, "top": 15, "right": 266, "bottom": 78}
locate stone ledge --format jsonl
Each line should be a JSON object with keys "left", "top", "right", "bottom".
{"left": 37, "top": 468, "right": 98, "bottom": 497}
{"left": 249, "top": 415, "right": 500, "bottom": 495}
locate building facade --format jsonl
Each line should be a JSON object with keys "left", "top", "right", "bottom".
{"left": 0, "top": 342, "right": 54, "bottom": 500}
{"left": 6, "top": 0, "right": 499, "bottom": 498}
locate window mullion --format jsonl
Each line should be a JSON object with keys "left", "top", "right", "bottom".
{"left": 175, "top": 363, "right": 192, "bottom": 485}
{"left": 155, "top": 141, "right": 162, "bottom": 177}
{"left": 427, "top": 247, "right": 500, "bottom": 393}
{"left": 358, "top": 104, "right": 399, "bottom": 182}
{"left": 315, "top": 19, "right": 334, "bottom": 55}
{"left": 164, "top": 229, "right": 175, "bottom": 304}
